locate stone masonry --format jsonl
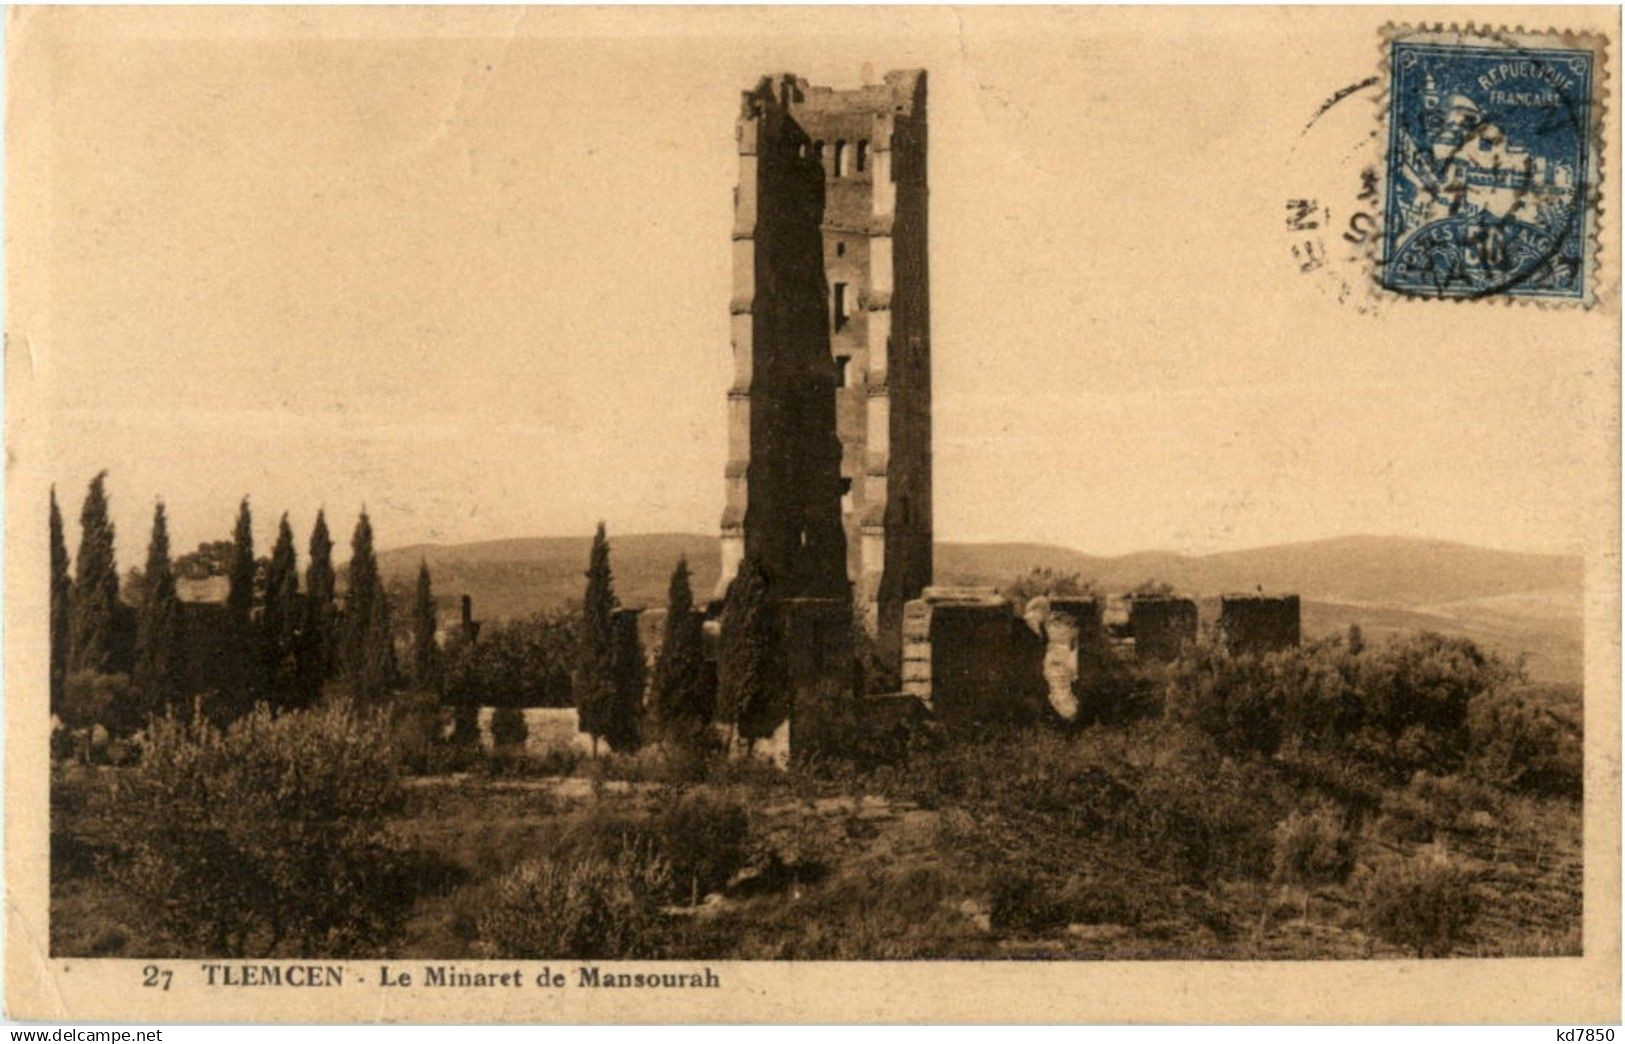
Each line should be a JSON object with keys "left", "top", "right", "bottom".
{"left": 719, "top": 70, "right": 933, "bottom": 669}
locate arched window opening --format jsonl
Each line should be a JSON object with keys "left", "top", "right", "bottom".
{"left": 834, "top": 140, "right": 849, "bottom": 177}
{"left": 856, "top": 140, "right": 868, "bottom": 172}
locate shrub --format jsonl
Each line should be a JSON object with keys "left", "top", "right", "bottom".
{"left": 1275, "top": 745, "right": 1386, "bottom": 817}
{"left": 109, "top": 701, "right": 409, "bottom": 957}
{"left": 449, "top": 699, "right": 480, "bottom": 748}
{"left": 1167, "top": 647, "right": 1283, "bottom": 757}
{"left": 1074, "top": 650, "right": 1162, "bottom": 728}
{"left": 988, "top": 870, "right": 1068, "bottom": 934}
{"left": 60, "top": 671, "right": 139, "bottom": 736}
{"left": 476, "top": 850, "right": 671, "bottom": 959}
{"left": 1170, "top": 633, "right": 1522, "bottom": 784}
{"left": 1272, "top": 806, "right": 1356, "bottom": 889}
{"left": 50, "top": 724, "right": 77, "bottom": 762}
{"left": 1468, "top": 687, "right": 1582, "bottom": 799}
{"left": 392, "top": 690, "right": 446, "bottom": 774}
{"left": 654, "top": 792, "right": 750, "bottom": 906}
{"left": 1376, "top": 773, "right": 1499, "bottom": 843}
{"left": 443, "top": 611, "right": 578, "bottom": 709}
{"left": 491, "top": 706, "right": 528, "bottom": 750}
{"left": 1361, "top": 847, "right": 1478, "bottom": 957}
{"left": 1347, "top": 633, "right": 1516, "bottom": 780}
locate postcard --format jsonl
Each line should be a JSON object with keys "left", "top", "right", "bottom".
{"left": 6, "top": 5, "right": 1618, "bottom": 1023}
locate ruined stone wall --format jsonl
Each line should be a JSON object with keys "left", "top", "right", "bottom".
{"left": 900, "top": 588, "right": 1046, "bottom": 733}
{"left": 470, "top": 706, "right": 596, "bottom": 757}
{"left": 1218, "top": 594, "right": 1301, "bottom": 656}
{"left": 1048, "top": 596, "right": 1106, "bottom": 653}
{"left": 1129, "top": 596, "right": 1198, "bottom": 662}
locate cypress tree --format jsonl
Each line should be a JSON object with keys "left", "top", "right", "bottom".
{"left": 221, "top": 496, "right": 264, "bottom": 715}
{"left": 360, "top": 583, "right": 397, "bottom": 704}
{"left": 68, "top": 471, "right": 120, "bottom": 673}
{"left": 131, "top": 501, "right": 182, "bottom": 719}
{"left": 49, "top": 487, "right": 71, "bottom": 716}
{"left": 345, "top": 510, "right": 394, "bottom": 701}
{"left": 716, "top": 555, "right": 781, "bottom": 754}
{"left": 263, "top": 514, "right": 301, "bottom": 705}
{"left": 653, "top": 557, "right": 712, "bottom": 747}
{"left": 411, "top": 559, "right": 440, "bottom": 693}
{"left": 573, "top": 522, "right": 618, "bottom": 756}
{"left": 607, "top": 610, "right": 645, "bottom": 753}
{"left": 225, "top": 498, "right": 255, "bottom": 628}
{"left": 304, "top": 509, "right": 337, "bottom": 690}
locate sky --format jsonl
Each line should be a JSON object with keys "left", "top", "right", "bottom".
{"left": 14, "top": 7, "right": 1614, "bottom": 564}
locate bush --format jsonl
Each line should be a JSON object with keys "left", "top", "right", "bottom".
{"left": 61, "top": 671, "right": 140, "bottom": 736}
{"left": 1376, "top": 773, "right": 1499, "bottom": 843}
{"left": 443, "top": 611, "right": 577, "bottom": 709}
{"left": 50, "top": 724, "right": 77, "bottom": 762}
{"left": 490, "top": 706, "right": 528, "bottom": 750}
{"left": 1468, "top": 687, "right": 1582, "bottom": 799}
{"left": 988, "top": 870, "right": 1068, "bottom": 934}
{"left": 1347, "top": 633, "right": 1516, "bottom": 780}
{"left": 654, "top": 792, "right": 750, "bottom": 906}
{"left": 1361, "top": 847, "right": 1478, "bottom": 957}
{"left": 1167, "top": 647, "right": 1284, "bottom": 757}
{"left": 449, "top": 700, "right": 480, "bottom": 748}
{"left": 1272, "top": 806, "right": 1356, "bottom": 888}
{"left": 1170, "top": 634, "right": 1523, "bottom": 784}
{"left": 392, "top": 690, "right": 447, "bottom": 774}
{"left": 476, "top": 850, "right": 671, "bottom": 959}
{"left": 109, "top": 701, "right": 409, "bottom": 957}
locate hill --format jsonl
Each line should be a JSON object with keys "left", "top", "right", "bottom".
{"left": 377, "top": 533, "right": 1584, "bottom": 684}
{"left": 934, "top": 535, "right": 1580, "bottom": 607}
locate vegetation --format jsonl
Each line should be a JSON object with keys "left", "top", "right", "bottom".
{"left": 304, "top": 510, "right": 338, "bottom": 685}
{"left": 651, "top": 558, "right": 714, "bottom": 748}
{"left": 226, "top": 498, "right": 256, "bottom": 629}
{"left": 477, "top": 851, "right": 670, "bottom": 960}
{"left": 44, "top": 483, "right": 1580, "bottom": 963}
{"left": 102, "top": 701, "right": 411, "bottom": 957}
{"left": 574, "top": 523, "right": 627, "bottom": 755}
{"left": 412, "top": 560, "right": 441, "bottom": 693}
{"left": 1001, "top": 566, "right": 1094, "bottom": 610}
{"left": 444, "top": 611, "right": 577, "bottom": 709}
{"left": 716, "top": 555, "right": 782, "bottom": 754}
{"left": 1360, "top": 848, "right": 1479, "bottom": 957}
{"left": 68, "top": 471, "right": 121, "bottom": 674}
{"left": 50, "top": 487, "right": 71, "bottom": 717}
{"left": 131, "top": 503, "right": 182, "bottom": 720}
{"left": 490, "top": 706, "right": 528, "bottom": 751}
{"left": 262, "top": 514, "right": 302, "bottom": 707}
{"left": 344, "top": 510, "right": 396, "bottom": 703}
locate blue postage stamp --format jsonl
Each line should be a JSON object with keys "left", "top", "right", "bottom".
{"left": 1382, "top": 28, "right": 1601, "bottom": 302}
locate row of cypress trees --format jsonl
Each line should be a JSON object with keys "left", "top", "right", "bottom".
{"left": 51, "top": 472, "right": 785, "bottom": 754}
{"left": 571, "top": 521, "right": 780, "bottom": 757}
{"left": 49, "top": 472, "right": 414, "bottom": 727}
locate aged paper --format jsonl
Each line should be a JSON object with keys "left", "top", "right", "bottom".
{"left": 6, "top": 5, "right": 1619, "bottom": 1024}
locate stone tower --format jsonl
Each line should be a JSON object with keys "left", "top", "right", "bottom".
{"left": 719, "top": 69, "right": 933, "bottom": 667}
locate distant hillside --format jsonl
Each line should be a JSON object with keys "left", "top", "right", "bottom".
{"left": 935, "top": 535, "right": 1580, "bottom": 607}
{"left": 379, "top": 533, "right": 721, "bottom": 621}
{"left": 377, "top": 533, "right": 1584, "bottom": 684}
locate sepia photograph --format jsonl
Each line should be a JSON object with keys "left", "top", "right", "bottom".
{"left": 5, "top": 5, "right": 1619, "bottom": 1024}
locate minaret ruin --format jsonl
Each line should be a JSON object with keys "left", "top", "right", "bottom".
{"left": 719, "top": 69, "right": 933, "bottom": 669}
